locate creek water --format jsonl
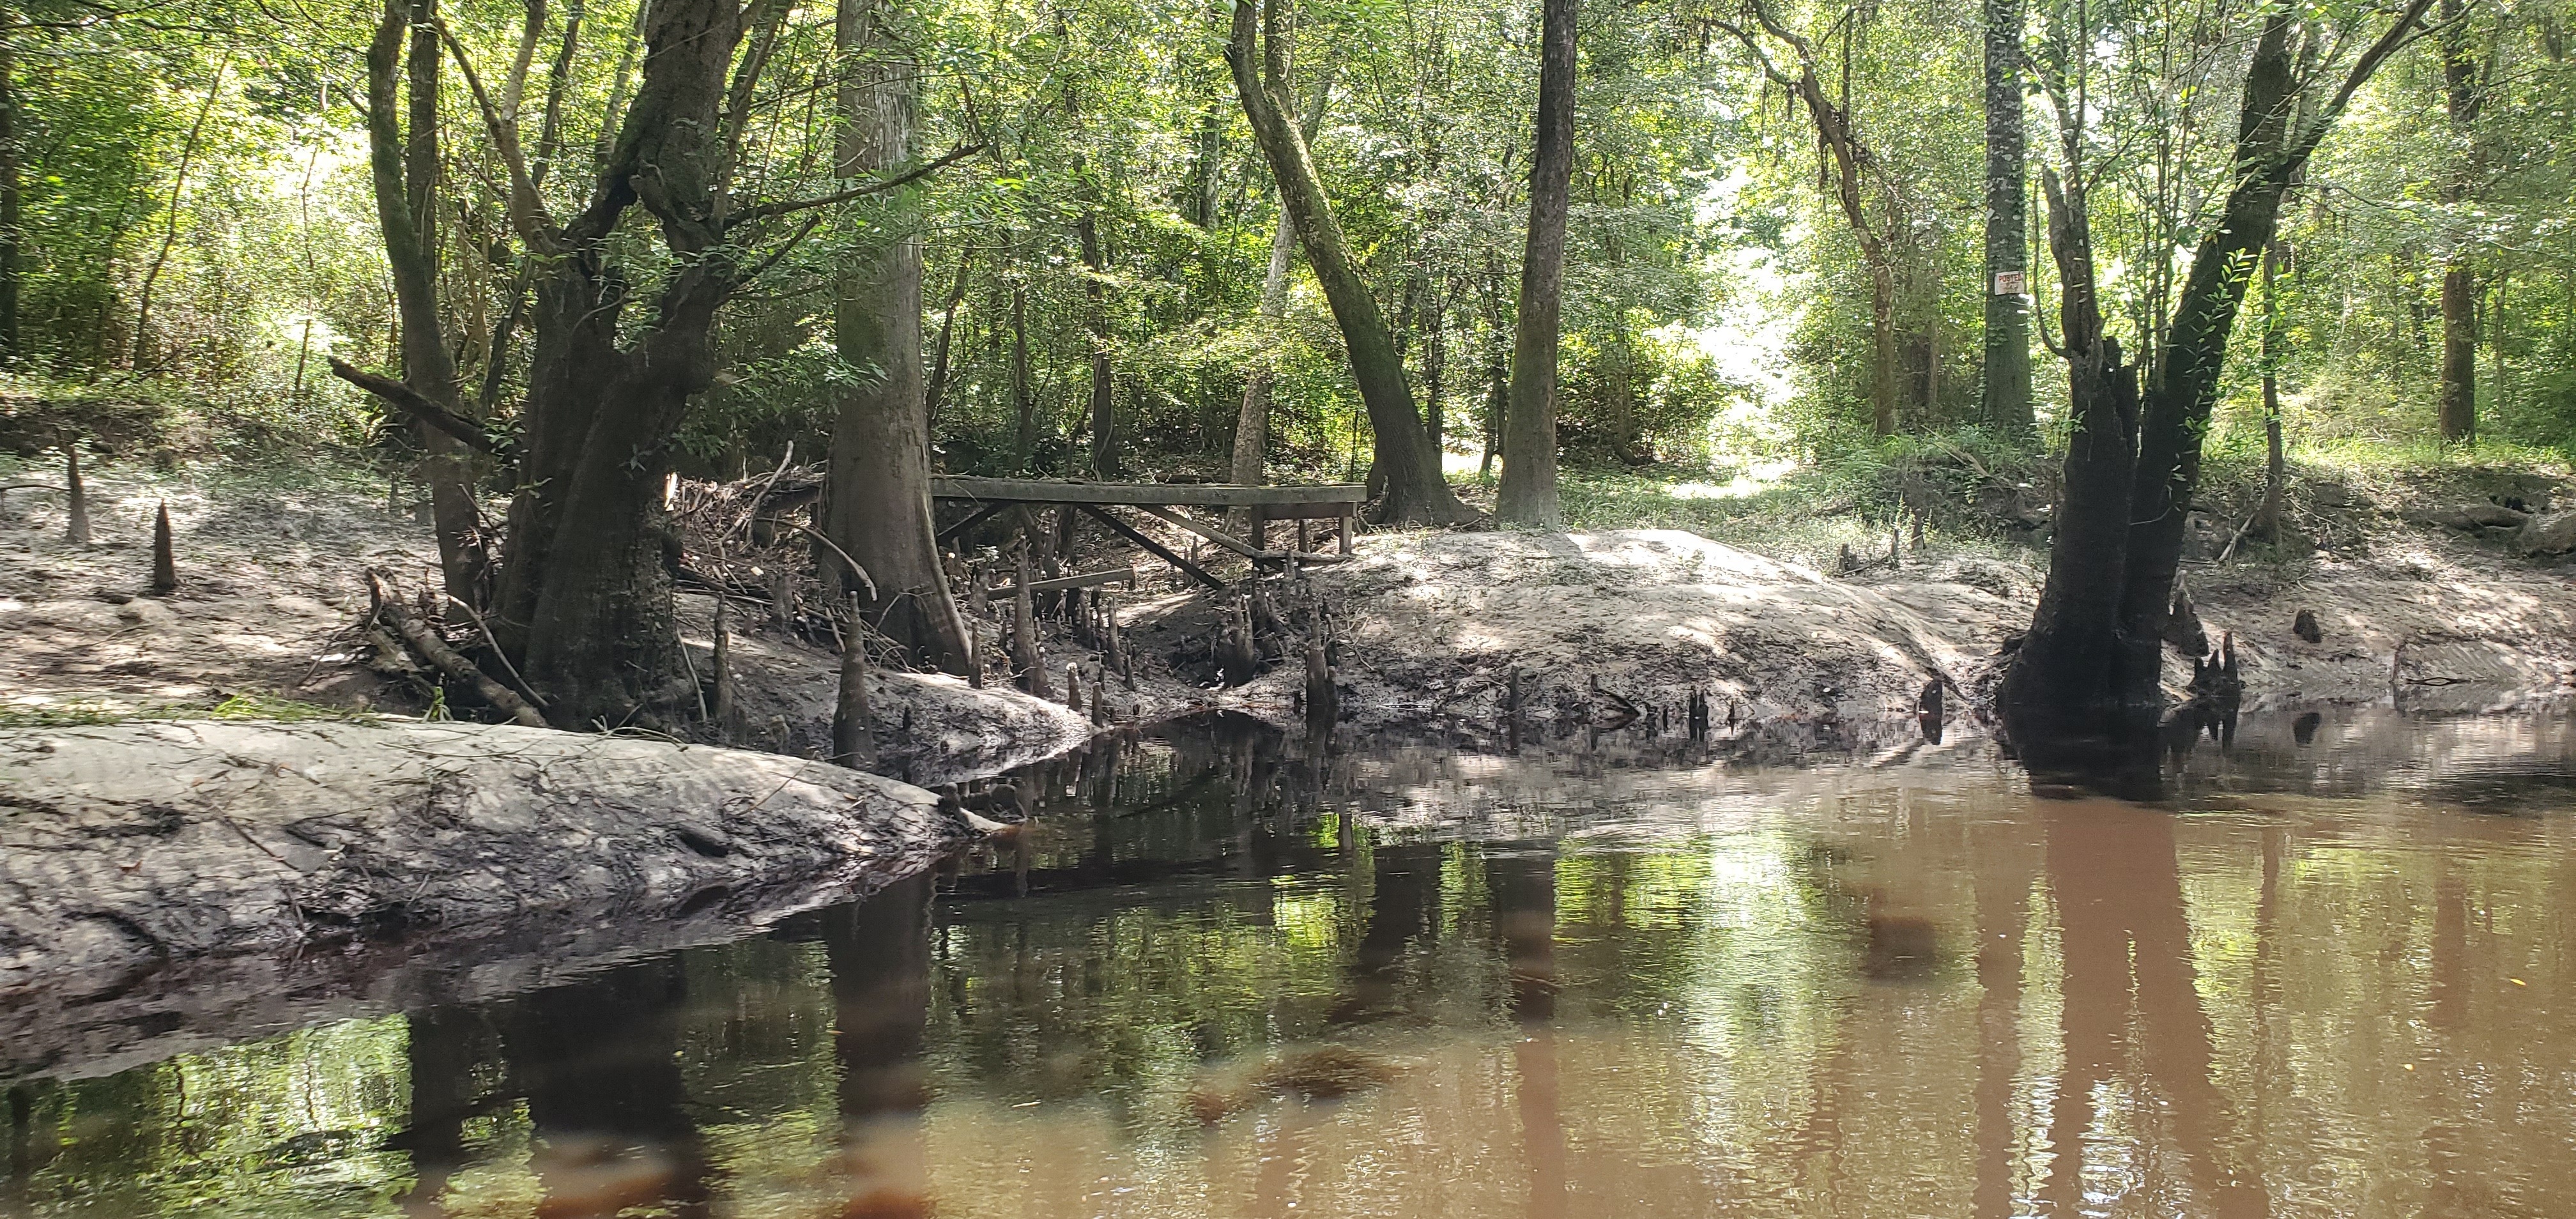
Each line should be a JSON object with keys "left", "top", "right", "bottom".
{"left": 5, "top": 709, "right": 2574, "bottom": 1218}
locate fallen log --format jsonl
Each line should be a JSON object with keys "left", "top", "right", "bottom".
{"left": 988, "top": 565, "right": 1137, "bottom": 599}
{"left": 366, "top": 571, "right": 549, "bottom": 729}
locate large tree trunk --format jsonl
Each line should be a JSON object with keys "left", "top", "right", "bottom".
{"left": 821, "top": 0, "right": 971, "bottom": 672}
{"left": 2007, "top": 0, "right": 2430, "bottom": 744}
{"left": 363, "top": 0, "right": 486, "bottom": 606}
{"left": 1493, "top": 0, "right": 1577, "bottom": 527}
{"left": 1228, "top": 58, "right": 1333, "bottom": 531}
{"left": 1998, "top": 166, "right": 2151, "bottom": 733}
{"left": 2435, "top": 0, "right": 2480, "bottom": 446}
{"left": 495, "top": 266, "right": 717, "bottom": 726}
{"left": 1225, "top": 0, "right": 1470, "bottom": 526}
{"left": 1979, "top": 0, "right": 2034, "bottom": 435}
{"left": 483, "top": 0, "right": 755, "bottom": 725}
{"left": 2112, "top": 13, "right": 2308, "bottom": 650}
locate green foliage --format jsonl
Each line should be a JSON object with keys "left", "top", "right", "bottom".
{"left": 0, "top": 0, "right": 2558, "bottom": 497}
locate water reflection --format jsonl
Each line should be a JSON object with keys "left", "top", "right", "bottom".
{"left": 4, "top": 709, "right": 2575, "bottom": 1217}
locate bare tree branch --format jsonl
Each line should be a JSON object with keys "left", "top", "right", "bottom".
{"left": 433, "top": 17, "right": 557, "bottom": 249}
{"left": 723, "top": 142, "right": 983, "bottom": 229}
{"left": 328, "top": 356, "right": 501, "bottom": 454}
{"left": 2287, "top": 0, "right": 2444, "bottom": 166}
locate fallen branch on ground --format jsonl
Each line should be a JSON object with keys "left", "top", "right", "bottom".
{"left": 366, "top": 571, "right": 549, "bottom": 728}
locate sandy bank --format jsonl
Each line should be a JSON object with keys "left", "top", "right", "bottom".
{"left": 1170, "top": 523, "right": 2575, "bottom": 741}
{"left": 0, "top": 470, "right": 1122, "bottom": 783}
{"left": 0, "top": 720, "right": 963, "bottom": 1005}
{"left": 1183, "top": 528, "right": 2008, "bottom": 740}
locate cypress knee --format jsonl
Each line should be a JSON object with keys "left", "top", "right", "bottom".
{"left": 63, "top": 443, "right": 90, "bottom": 545}
{"left": 833, "top": 599, "right": 877, "bottom": 769}
{"left": 149, "top": 502, "right": 178, "bottom": 594}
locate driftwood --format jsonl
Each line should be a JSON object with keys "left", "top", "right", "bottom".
{"left": 365, "top": 572, "right": 549, "bottom": 728}
{"left": 327, "top": 356, "right": 500, "bottom": 454}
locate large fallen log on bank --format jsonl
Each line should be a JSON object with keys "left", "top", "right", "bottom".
{"left": 0, "top": 719, "right": 966, "bottom": 1003}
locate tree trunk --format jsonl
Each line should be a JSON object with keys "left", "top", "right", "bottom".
{"left": 1077, "top": 208, "right": 1117, "bottom": 477}
{"left": 1225, "top": 0, "right": 1469, "bottom": 526}
{"left": 1998, "top": 166, "right": 2151, "bottom": 732}
{"left": 480, "top": 0, "right": 759, "bottom": 726}
{"left": 1979, "top": 0, "right": 2034, "bottom": 435}
{"left": 1229, "top": 208, "right": 1295, "bottom": 541}
{"left": 924, "top": 249, "right": 970, "bottom": 429}
{"left": 2254, "top": 241, "right": 2286, "bottom": 540}
{"left": 2435, "top": 0, "right": 2480, "bottom": 446}
{"left": 130, "top": 52, "right": 227, "bottom": 372}
{"left": 822, "top": 0, "right": 972, "bottom": 672}
{"left": 1869, "top": 263, "right": 1898, "bottom": 436}
{"left": 1494, "top": 0, "right": 1576, "bottom": 526}
{"left": 1424, "top": 280, "right": 1446, "bottom": 454}
{"left": 0, "top": 24, "right": 19, "bottom": 364}
{"left": 2007, "top": 0, "right": 2431, "bottom": 743}
{"left": 1229, "top": 57, "right": 1332, "bottom": 532}
{"left": 1009, "top": 281, "right": 1038, "bottom": 471}
{"left": 2113, "top": 11, "right": 2310, "bottom": 650}
{"left": 1230, "top": 210, "right": 1294, "bottom": 491}
{"left": 362, "top": 0, "right": 486, "bottom": 607}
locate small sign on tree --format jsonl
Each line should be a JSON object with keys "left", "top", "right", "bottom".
{"left": 1992, "top": 271, "right": 2027, "bottom": 296}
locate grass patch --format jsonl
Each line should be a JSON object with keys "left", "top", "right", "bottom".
{"left": 208, "top": 692, "right": 374, "bottom": 722}
{"left": 0, "top": 692, "right": 379, "bottom": 729}
{"left": 1506, "top": 428, "right": 2053, "bottom": 569}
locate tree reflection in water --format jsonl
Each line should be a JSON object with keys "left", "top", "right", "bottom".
{"left": 3, "top": 709, "right": 2573, "bottom": 1218}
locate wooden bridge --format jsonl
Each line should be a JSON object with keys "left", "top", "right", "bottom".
{"left": 931, "top": 476, "right": 1365, "bottom": 590}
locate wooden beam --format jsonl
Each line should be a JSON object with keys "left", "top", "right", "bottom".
{"left": 933, "top": 476, "right": 1365, "bottom": 509}
{"left": 935, "top": 500, "right": 1011, "bottom": 544}
{"left": 1131, "top": 503, "right": 1279, "bottom": 560}
{"left": 989, "top": 566, "right": 1136, "bottom": 599}
{"left": 1077, "top": 503, "right": 1227, "bottom": 590}
{"left": 1257, "top": 501, "right": 1361, "bottom": 520}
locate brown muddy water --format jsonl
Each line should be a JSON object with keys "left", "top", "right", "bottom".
{"left": 5, "top": 709, "right": 2574, "bottom": 1218}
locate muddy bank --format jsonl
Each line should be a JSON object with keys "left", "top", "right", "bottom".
{"left": 1144, "top": 523, "right": 2576, "bottom": 741}
{"left": 672, "top": 591, "right": 1115, "bottom": 786}
{"left": 0, "top": 719, "right": 967, "bottom": 1062}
